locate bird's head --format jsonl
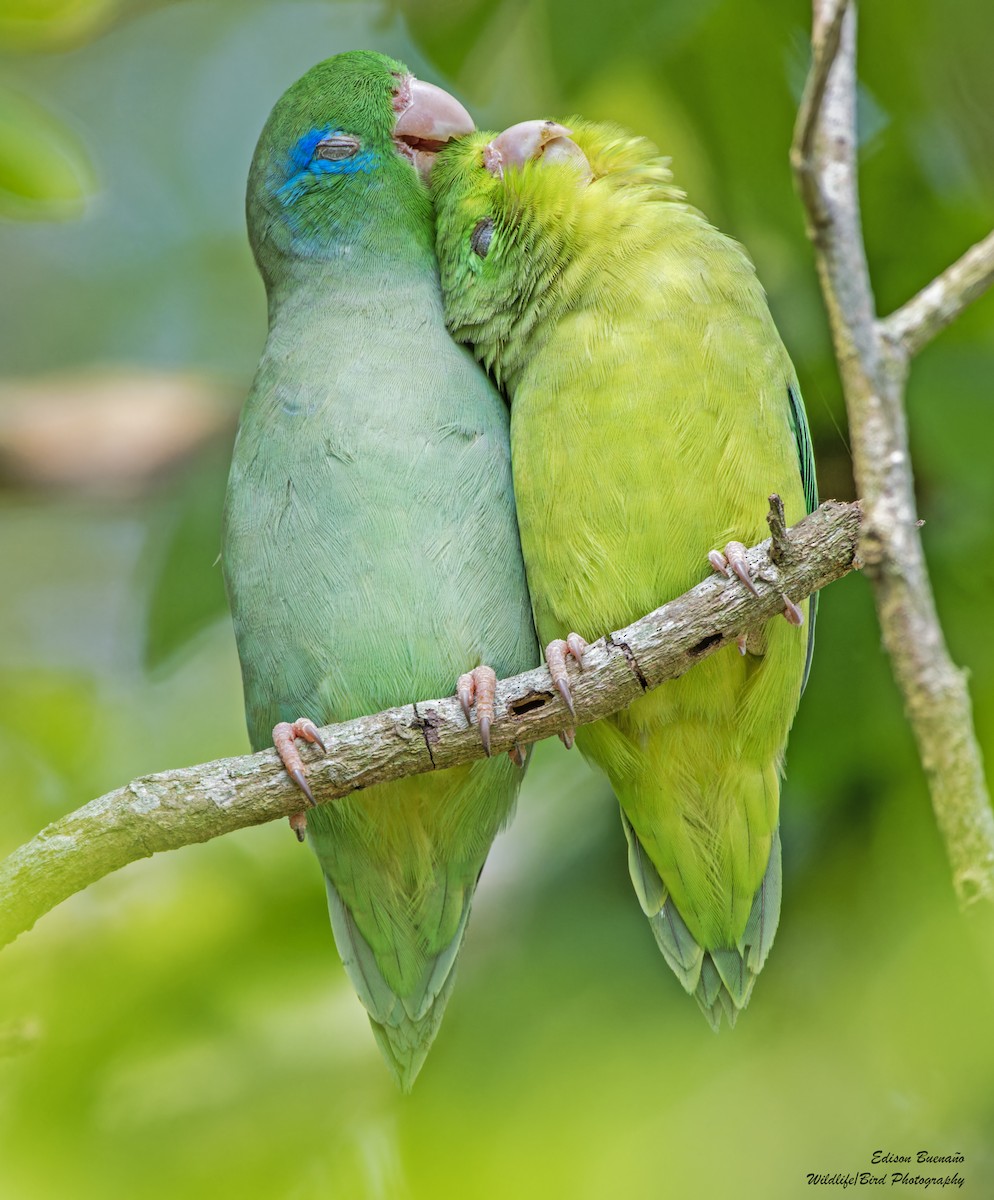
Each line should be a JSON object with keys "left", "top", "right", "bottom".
{"left": 431, "top": 120, "right": 595, "bottom": 384}
{"left": 247, "top": 50, "right": 474, "bottom": 282}
{"left": 432, "top": 117, "right": 680, "bottom": 386}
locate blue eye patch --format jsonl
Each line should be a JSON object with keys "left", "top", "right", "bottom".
{"left": 277, "top": 126, "right": 378, "bottom": 207}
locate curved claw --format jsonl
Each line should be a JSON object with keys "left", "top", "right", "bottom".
{"left": 456, "top": 665, "right": 497, "bottom": 756}
{"left": 566, "top": 632, "right": 588, "bottom": 662}
{"left": 782, "top": 595, "right": 805, "bottom": 626}
{"left": 273, "top": 718, "right": 326, "bottom": 839}
{"left": 457, "top": 674, "right": 474, "bottom": 723}
{"left": 508, "top": 743, "right": 527, "bottom": 768}
{"left": 708, "top": 549, "right": 730, "bottom": 577}
{"left": 710, "top": 537, "right": 804, "bottom": 632}
{"left": 545, "top": 634, "right": 588, "bottom": 720}
{"left": 273, "top": 718, "right": 324, "bottom": 804}
{"left": 289, "top": 767, "right": 315, "bottom": 806}
{"left": 709, "top": 541, "right": 759, "bottom": 597}
{"left": 727, "top": 541, "right": 759, "bottom": 596}
{"left": 295, "top": 717, "right": 327, "bottom": 754}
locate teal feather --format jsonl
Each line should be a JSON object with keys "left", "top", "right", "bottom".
{"left": 788, "top": 381, "right": 819, "bottom": 691}
{"left": 223, "top": 52, "right": 536, "bottom": 1088}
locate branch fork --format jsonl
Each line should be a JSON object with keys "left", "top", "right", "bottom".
{"left": 792, "top": 0, "right": 994, "bottom": 907}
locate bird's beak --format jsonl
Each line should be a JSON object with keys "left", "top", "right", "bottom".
{"left": 483, "top": 119, "right": 593, "bottom": 184}
{"left": 393, "top": 76, "right": 475, "bottom": 182}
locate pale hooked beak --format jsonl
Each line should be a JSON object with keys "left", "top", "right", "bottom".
{"left": 393, "top": 75, "right": 475, "bottom": 181}
{"left": 483, "top": 119, "right": 593, "bottom": 184}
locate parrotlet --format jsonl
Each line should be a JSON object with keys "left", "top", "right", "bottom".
{"left": 431, "top": 118, "right": 817, "bottom": 1027}
{"left": 223, "top": 52, "right": 537, "bottom": 1088}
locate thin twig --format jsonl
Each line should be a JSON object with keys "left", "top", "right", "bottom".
{"left": 792, "top": 1, "right": 994, "bottom": 907}
{"left": 0, "top": 500, "right": 862, "bottom": 950}
{"left": 766, "top": 493, "right": 791, "bottom": 564}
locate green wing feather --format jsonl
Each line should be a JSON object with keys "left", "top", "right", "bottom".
{"left": 788, "top": 379, "right": 819, "bottom": 692}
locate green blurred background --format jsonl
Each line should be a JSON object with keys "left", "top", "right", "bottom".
{"left": 2, "top": 1, "right": 993, "bottom": 1196}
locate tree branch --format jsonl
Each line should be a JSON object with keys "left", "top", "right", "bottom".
{"left": 791, "top": 0, "right": 849, "bottom": 232}
{"left": 793, "top": 1, "right": 994, "bottom": 907}
{"left": 0, "top": 500, "right": 861, "bottom": 950}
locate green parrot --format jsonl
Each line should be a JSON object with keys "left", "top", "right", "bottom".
{"left": 222, "top": 52, "right": 537, "bottom": 1089}
{"left": 432, "top": 118, "right": 817, "bottom": 1028}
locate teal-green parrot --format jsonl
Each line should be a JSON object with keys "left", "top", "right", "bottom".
{"left": 222, "top": 53, "right": 537, "bottom": 1089}
{"left": 432, "top": 119, "right": 817, "bottom": 1027}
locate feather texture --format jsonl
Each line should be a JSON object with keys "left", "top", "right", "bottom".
{"left": 224, "top": 52, "right": 536, "bottom": 1087}
{"left": 434, "top": 119, "right": 816, "bottom": 1024}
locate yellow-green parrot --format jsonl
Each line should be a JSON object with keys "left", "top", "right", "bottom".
{"left": 222, "top": 53, "right": 537, "bottom": 1088}
{"left": 432, "top": 118, "right": 817, "bottom": 1027}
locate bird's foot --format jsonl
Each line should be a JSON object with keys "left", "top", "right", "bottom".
{"left": 708, "top": 541, "right": 759, "bottom": 596}
{"left": 272, "top": 717, "right": 327, "bottom": 842}
{"left": 457, "top": 665, "right": 497, "bottom": 756}
{"left": 545, "top": 632, "right": 588, "bottom": 747}
{"left": 709, "top": 541, "right": 803, "bottom": 627}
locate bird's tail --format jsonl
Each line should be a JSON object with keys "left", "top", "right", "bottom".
{"left": 324, "top": 875, "right": 473, "bottom": 1092}
{"left": 621, "top": 812, "right": 782, "bottom": 1029}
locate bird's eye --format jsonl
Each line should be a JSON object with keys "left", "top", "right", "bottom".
{"left": 470, "top": 218, "right": 494, "bottom": 258}
{"left": 315, "top": 135, "right": 361, "bottom": 161}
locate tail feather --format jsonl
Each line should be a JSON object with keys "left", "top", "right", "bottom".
{"left": 737, "top": 826, "right": 781, "bottom": 976}
{"left": 716, "top": 983, "right": 741, "bottom": 1029}
{"left": 621, "top": 810, "right": 782, "bottom": 1027}
{"left": 368, "top": 965, "right": 461, "bottom": 1094}
{"left": 326, "top": 879, "right": 405, "bottom": 1027}
{"left": 398, "top": 894, "right": 473, "bottom": 1025}
{"left": 622, "top": 811, "right": 704, "bottom": 987}
{"left": 623, "top": 813, "right": 668, "bottom": 916}
{"left": 710, "top": 946, "right": 750, "bottom": 1008}
{"left": 325, "top": 875, "right": 473, "bottom": 1091}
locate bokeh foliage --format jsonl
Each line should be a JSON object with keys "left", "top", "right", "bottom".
{"left": 1, "top": 1, "right": 993, "bottom": 1197}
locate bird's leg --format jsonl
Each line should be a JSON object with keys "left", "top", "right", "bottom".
{"left": 708, "top": 541, "right": 804, "bottom": 628}
{"left": 457, "top": 665, "right": 498, "bottom": 756}
{"left": 272, "top": 717, "right": 327, "bottom": 842}
{"left": 545, "top": 632, "right": 588, "bottom": 747}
